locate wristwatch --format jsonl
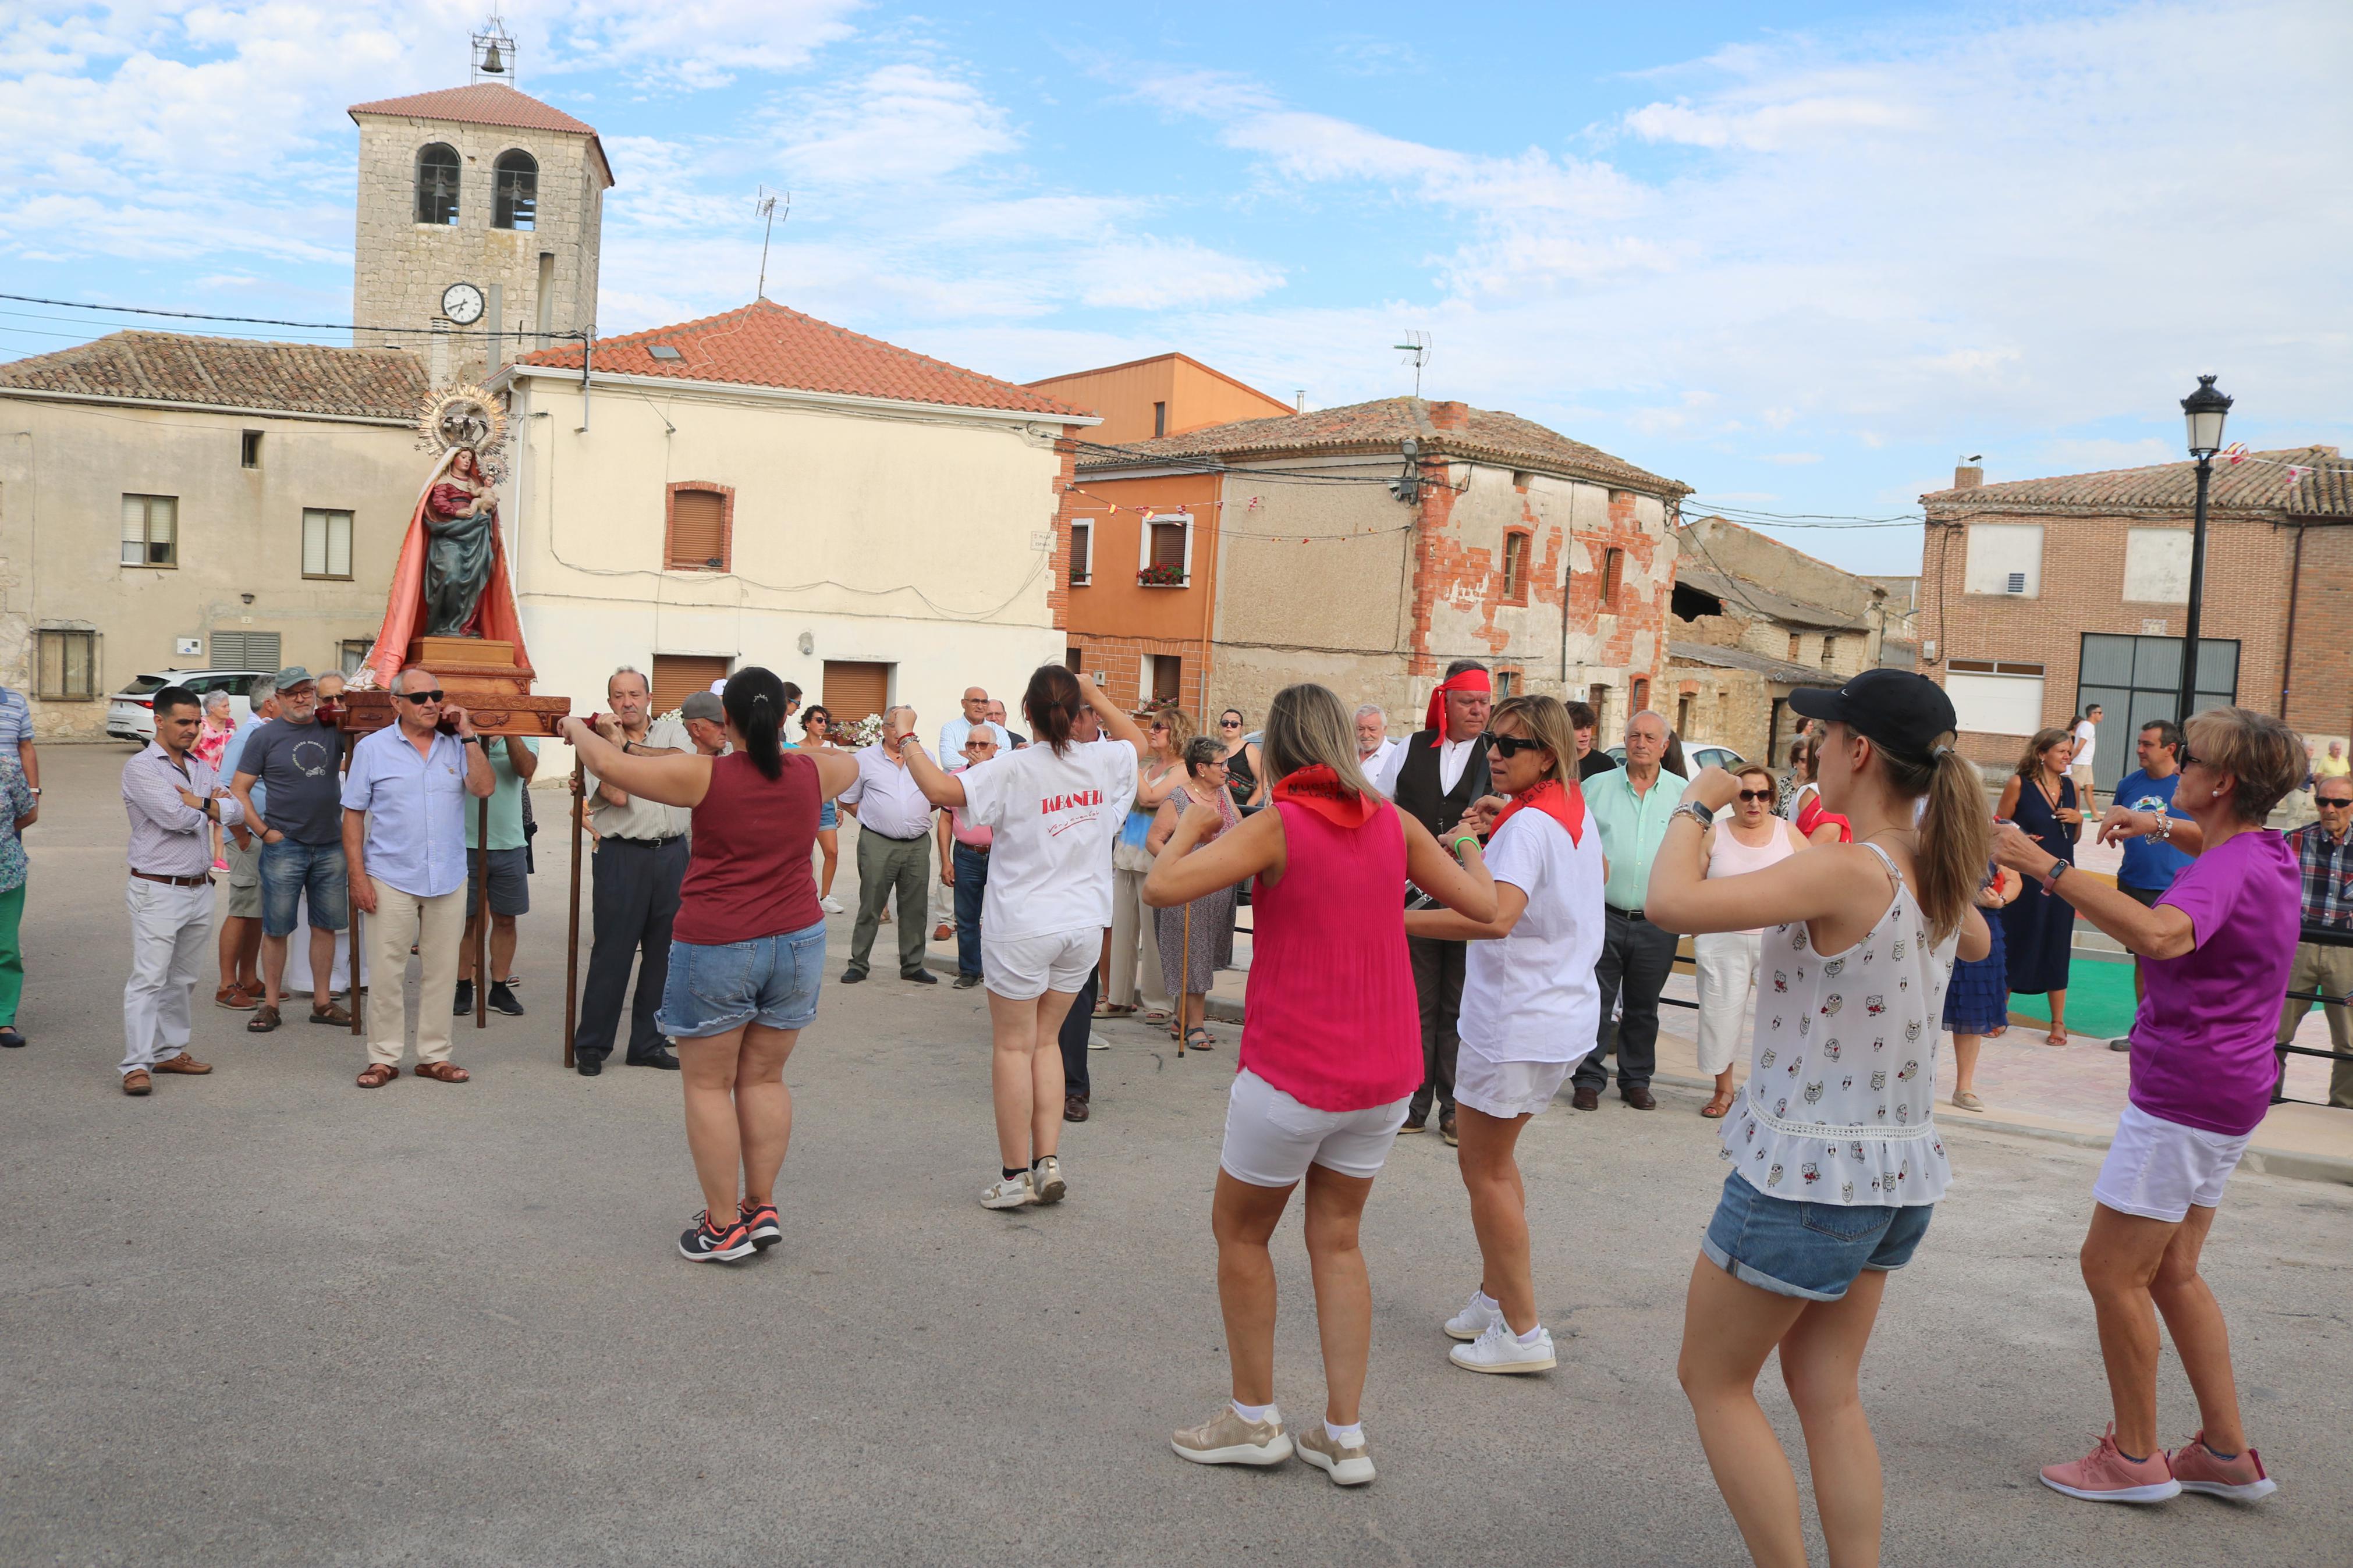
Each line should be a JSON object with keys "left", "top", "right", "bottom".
{"left": 2042, "top": 861, "right": 2068, "bottom": 895}
{"left": 1675, "top": 801, "right": 1716, "bottom": 831}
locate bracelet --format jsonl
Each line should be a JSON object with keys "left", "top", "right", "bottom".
{"left": 2153, "top": 813, "right": 2173, "bottom": 842}
{"left": 1451, "top": 833, "right": 1481, "bottom": 859}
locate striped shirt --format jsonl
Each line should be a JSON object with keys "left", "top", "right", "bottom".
{"left": 0, "top": 688, "right": 30, "bottom": 755}
{"left": 2285, "top": 820, "right": 2353, "bottom": 930}
{"left": 123, "top": 742, "right": 243, "bottom": 878}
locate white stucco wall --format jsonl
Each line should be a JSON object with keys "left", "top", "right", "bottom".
{"left": 498, "top": 370, "right": 1072, "bottom": 729}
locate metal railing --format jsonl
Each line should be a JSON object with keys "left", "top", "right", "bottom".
{"left": 2276, "top": 922, "right": 2353, "bottom": 1111}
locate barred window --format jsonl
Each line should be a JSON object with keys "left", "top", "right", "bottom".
{"left": 493, "top": 150, "right": 538, "bottom": 230}
{"left": 416, "top": 143, "right": 460, "bottom": 225}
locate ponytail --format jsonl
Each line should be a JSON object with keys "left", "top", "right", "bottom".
{"left": 1023, "top": 664, "right": 1081, "bottom": 755}
{"left": 1883, "top": 734, "right": 1990, "bottom": 944}
{"left": 721, "top": 665, "right": 788, "bottom": 781}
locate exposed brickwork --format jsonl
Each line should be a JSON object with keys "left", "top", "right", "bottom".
{"left": 2282, "top": 524, "right": 2353, "bottom": 738}
{"left": 1063, "top": 634, "right": 1210, "bottom": 718}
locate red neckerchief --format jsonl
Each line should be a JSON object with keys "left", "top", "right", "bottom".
{"left": 1270, "top": 765, "right": 1379, "bottom": 828}
{"left": 1487, "top": 776, "right": 1585, "bottom": 847}
{"left": 1422, "top": 669, "right": 1492, "bottom": 744}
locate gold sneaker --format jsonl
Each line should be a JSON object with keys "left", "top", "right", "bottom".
{"left": 1171, "top": 1405, "right": 1293, "bottom": 1468}
{"left": 1296, "top": 1421, "right": 1375, "bottom": 1486}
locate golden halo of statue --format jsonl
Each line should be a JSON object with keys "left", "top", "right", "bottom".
{"left": 414, "top": 383, "right": 509, "bottom": 481}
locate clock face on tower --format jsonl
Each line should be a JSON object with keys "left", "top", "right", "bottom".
{"left": 440, "top": 282, "right": 486, "bottom": 325}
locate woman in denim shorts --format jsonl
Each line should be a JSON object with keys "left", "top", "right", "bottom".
{"left": 562, "top": 669, "right": 859, "bottom": 1263}
{"left": 1647, "top": 670, "right": 1991, "bottom": 1568}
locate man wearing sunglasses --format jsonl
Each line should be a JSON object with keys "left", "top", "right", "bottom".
{"left": 340, "top": 667, "right": 496, "bottom": 1087}
{"left": 230, "top": 666, "right": 352, "bottom": 1033}
{"left": 2275, "top": 773, "right": 2353, "bottom": 1106}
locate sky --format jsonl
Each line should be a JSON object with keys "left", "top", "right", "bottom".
{"left": 2, "top": 0, "right": 2348, "bottom": 575}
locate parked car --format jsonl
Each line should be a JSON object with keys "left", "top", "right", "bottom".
{"left": 107, "top": 670, "right": 267, "bottom": 744}
{"left": 1603, "top": 742, "right": 1745, "bottom": 774}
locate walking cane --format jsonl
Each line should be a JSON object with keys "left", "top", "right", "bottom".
{"left": 563, "top": 756, "right": 583, "bottom": 1068}
{"left": 473, "top": 792, "right": 490, "bottom": 1030}
{"left": 1178, "top": 899, "right": 1191, "bottom": 1058}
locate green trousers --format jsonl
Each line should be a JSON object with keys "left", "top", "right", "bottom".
{"left": 850, "top": 829, "right": 929, "bottom": 977}
{"left": 0, "top": 880, "right": 24, "bottom": 1026}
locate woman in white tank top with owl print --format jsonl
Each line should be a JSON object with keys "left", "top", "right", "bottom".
{"left": 1643, "top": 671, "right": 1992, "bottom": 1568}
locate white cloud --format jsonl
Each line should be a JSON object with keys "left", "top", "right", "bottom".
{"left": 1075, "top": 238, "right": 1282, "bottom": 311}
{"left": 541, "top": 0, "right": 861, "bottom": 88}
{"left": 769, "top": 64, "right": 1017, "bottom": 187}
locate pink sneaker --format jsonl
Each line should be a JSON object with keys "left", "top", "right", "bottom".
{"left": 2170, "top": 1431, "right": 2277, "bottom": 1501}
{"left": 2041, "top": 1424, "right": 2181, "bottom": 1503}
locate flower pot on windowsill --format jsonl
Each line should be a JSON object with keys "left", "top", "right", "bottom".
{"left": 1137, "top": 565, "right": 1188, "bottom": 588}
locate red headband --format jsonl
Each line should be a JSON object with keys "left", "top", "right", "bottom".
{"left": 1425, "top": 670, "right": 1492, "bottom": 742}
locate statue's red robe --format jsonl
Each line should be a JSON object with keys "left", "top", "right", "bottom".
{"left": 365, "top": 462, "right": 533, "bottom": 691}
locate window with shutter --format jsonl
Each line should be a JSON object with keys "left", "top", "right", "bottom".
{"left": 1501, "top": 532, "right": 1529, "bottom": 601}
{"left": 822, "top": 661, "right": 892, "bottom": 727}
{"left": 1068, "top": 521, "right": 1092, "bottom": 585}
{"left": 1151, "top": 521, "right": 1187, "bottom": 570}
{"left": 651, "top": 655, "right": 731, "bottom": 716}
{"left": 666, "top": 486, "right": 731, "bottom": 571}
{"left": 209, "top": 631, "right": 282, "bottom": 673}
{"left": 1600, "top": 547, "right": 1625, "bottom": 607}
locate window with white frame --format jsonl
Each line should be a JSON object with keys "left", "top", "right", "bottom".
{"left": 121, "top": 494, "right": 177, "bottom": 567}
{"left": 302, "top": 508, "right": 353, "bottom": 579}
{"left": 1138, "top": 512, "right": 1193, "bottom": 586}
{"left": 1946, "top": 657, "right": 2047, "bottom": 734}
{"left": 1067, "top": 519, "right": 1092, "bottom": 585}
{"left": 1963, "top": 522, "right": 2043, "bottom": 597}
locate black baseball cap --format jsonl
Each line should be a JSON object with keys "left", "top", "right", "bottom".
{"left": 1787, "top": 669, "right": 1957, "bottom": 765}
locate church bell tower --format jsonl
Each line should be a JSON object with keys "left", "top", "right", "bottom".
{"left": 347, "top": 22, "right": 613, "bottom": 383}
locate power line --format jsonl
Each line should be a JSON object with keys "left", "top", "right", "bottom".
{"left": 0, "top": 291, "right": 585, "bottom": 343}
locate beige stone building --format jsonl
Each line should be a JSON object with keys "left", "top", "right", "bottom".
{"left": 349, "top": 82, "right": 612, "bottom": 383}
{"left": 0, "top": 335, "right": 428, "bottom": 737}
{"left": 1666, "top": 515, "right": 1889, "bottom": 766}
{"left": 1071, "top": 397, "right": 1687, "bottom": 736}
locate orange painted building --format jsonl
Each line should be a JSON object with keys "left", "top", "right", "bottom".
{"left": 1032, "top": 354, "right": 1293, "bottom": 715}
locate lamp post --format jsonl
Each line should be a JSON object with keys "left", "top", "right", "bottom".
{"left": 2174, "top": 375, "right": 2232, "bottom": 727}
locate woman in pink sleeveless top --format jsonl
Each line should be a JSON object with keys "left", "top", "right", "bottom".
{"left": 1144, "top": 682, "right": 1495, "bottom": 1487}
{"left": 563, "top": 667, "right": 858, "bottom": 1265}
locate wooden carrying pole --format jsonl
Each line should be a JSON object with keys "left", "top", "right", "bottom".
{"left": 1177, "top": 901, "right": 1190, "bottom": 1058}
{"left": 346, "top": 727, "right": 363, "bottom": 1037}
{"left": 563, "top": 758, "right": 583, "bottom": 1067}
{"left": 473, "top": 792, "right": 489, "bottom": 1029}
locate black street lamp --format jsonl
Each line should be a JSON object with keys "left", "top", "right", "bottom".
{"left": 2175, "top": 375, "right": 2232, "bottom": 727}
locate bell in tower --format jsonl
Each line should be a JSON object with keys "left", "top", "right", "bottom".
{"left": 470, "top": 12, "right": 517, "bottom": 83}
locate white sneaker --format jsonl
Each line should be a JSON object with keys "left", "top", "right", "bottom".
{"left": 1087, "top": 1032, "right": 1110, "bottom": 1051}
{"left": 1449, "top": 1320, "right": 1557, "bottom": 1374}
{"left": 819, "top": 895, "right": 844, "bottom": 914}
{"left": 1031, "top": 1155, "right": 1066, "bottom": 1205}
{"left": 980, "top": 1171, "right": 1034, "bottom": 1210}
{"left": 1445, "top": 1289, "right": 1503, "bottom": 1342}
{"left": 1296, "top": 1422, "right": 1375, "bottom": 1485}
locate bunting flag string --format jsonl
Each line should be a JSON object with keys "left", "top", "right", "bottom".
{"left": 2217, "top": 444, "right": 2337, "bottom": 487}
{"left": 1056, "top": 485, "right": 1414, "bottom": 545}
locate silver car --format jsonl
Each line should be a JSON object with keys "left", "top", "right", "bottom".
{"left": 107, "top": 670, "right": 267, "bottom": 744}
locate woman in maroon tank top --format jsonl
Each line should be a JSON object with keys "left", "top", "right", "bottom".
{"left": 562, "top": 667, "right": 859, "bottom": 1264}
{"left": 1145, "top": 682, "right": 1496, "bottom": 1486}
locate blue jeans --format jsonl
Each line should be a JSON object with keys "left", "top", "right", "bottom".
{"left": 259, "top": 838, "right": 348, "bottom": 938}
{"left": 953, "top": 843, "right": 989, "bottom": 977}
{"left": 656, "top": 919, "right": 827, "bottom": 1039}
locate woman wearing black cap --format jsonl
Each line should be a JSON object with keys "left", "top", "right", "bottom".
{"left": 1645, "top": 669, "right": 1991, "bottom": 1568}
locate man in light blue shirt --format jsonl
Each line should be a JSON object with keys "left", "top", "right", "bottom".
{"left": 1572, "top": 709, "right": 1688, "bottom": 1111}
{"left": 339, "top": 667, "right": 494, "bottom": 1085}
{"left": 214, "top": 676, "right": 278, "bottom": 1009}
{"left": 938, "top": 687, "right": 1012, "bottom": 758}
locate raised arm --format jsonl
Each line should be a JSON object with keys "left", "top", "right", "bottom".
{"left": 1079, "top": 674, "right": 1149, "bottom": 757}
{"left": 2098, "top": 805, "right": 2206, "bottom": 857}
{"left": 1403, "top": 881, "right": 1527, "bottom": 941}
{"left": 1144, "top": 800, "right": 1282, "bottom": 906}
{"left": 900, "top": 733, "right": 967, "bottom": 809}
{"left": 560, "top": 717, "right": 714, "bottom": 810}
{"left": 1993, "top": 820, "right": 2196, "bottom": 959}
{"left": 1400, "top": 810, "right": 1498, "bottom": 923}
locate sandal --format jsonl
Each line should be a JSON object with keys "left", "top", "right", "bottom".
{"left": 413, "top": 1061, "right": 470, "bottom": 1083}
{"left": 356, "top": 1062, "right": 398, "bottom": 1088}
{"left": 2045, "top": 1028, "right": 2068, "bottom": 1047}
{"left": 1095, "top": 1002, "right": 1137, "bottom": 1018}
{"left": 1183, "top": 1027, "right": 1215, "bottom": 1052}
{"left": 309, "top": 1002, "right": 353, "bottom": 1026}
{"left": 246, "top": 1004, "right": 282, "bottom": 1033}
{"left": 1144, "top": 1007, "right": 1173, "bottom": 1025}
{"left": 1699, "top": 1094, "right": 1736, "bottom": 1119}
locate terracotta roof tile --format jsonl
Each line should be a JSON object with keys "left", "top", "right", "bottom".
{"left": 1922, "top": 446, "right": 2351, "bottom": 517}
{"left": 514, "top": 299, "right": 1087, "bottom": 418}
{"left": 349, "top": 82, "right": 598, "bottom": 137}
{"left": 1079, "top": 396, "right": 1687, "bottom": 496}
{"left": 0, "top": 330, "right": 427, "bottom": 420}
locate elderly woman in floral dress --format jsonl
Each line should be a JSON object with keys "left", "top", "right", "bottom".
{"left": 1147, "top": 737, "right": 1242, "bottom": 1050}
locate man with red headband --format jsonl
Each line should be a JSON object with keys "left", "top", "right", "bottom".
{"left": 1390, "top": 659, "right": 1495, "bottom": 1143}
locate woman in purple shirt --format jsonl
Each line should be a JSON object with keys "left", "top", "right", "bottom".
{"left": 1994, "top": 705, "right": 2301, "bottom": 1507}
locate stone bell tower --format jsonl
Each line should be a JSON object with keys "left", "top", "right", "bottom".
{"left": 347, "top": 27, "right": 613, "bottom": 383}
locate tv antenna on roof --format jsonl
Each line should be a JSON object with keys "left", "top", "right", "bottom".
{"left": 1394, "top": 330, "right": 1431, "bottom": 398}
{"left": 755, "top": 187, "right": 789, "bottom": 300}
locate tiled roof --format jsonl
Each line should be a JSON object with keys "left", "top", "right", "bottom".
{"left": 1667, "top": 639, "right": 1825, "bottom": 686}
{"left": 1082, "top": 396, "right": 1687, "bottom": 496}
{"left": 1922, "top": 446, "right": 2352, "bottom": 517}
{"left": 1676, "top": 566, "right": 1869, "bottom": 631}
{"left": 0, "top": 330, "right": 427, "bottom": 420}
{"left": 513, "top": 299, "right": 1088, "bottom": 418}
{"left": 349, "top": 82, "right": 598, "bottom": 137}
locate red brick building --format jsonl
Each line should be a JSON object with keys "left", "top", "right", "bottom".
{"left": 1070, "top": 395, "right": 1687, "bottom": 738}
{"left": 1919, "top": 448, "right": 2353, "bottom": 797}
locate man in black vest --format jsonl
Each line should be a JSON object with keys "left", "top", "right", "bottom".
{"left": 1390, "top": 658, "right": 1493, "bottom": 1143}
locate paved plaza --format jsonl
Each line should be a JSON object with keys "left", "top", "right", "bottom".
{"left": 5, "top": 746, "right": 2350, "bottom": 1566}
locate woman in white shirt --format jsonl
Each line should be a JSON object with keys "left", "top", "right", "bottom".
{"left": 903, "top": 667, "right": 1148, "bottom": 1210}
{"left": 1403, "top": 695, "right": 1603, "bottom": 1377}
{"left": 1694, "top": 764, "right": 1808, "bottom": 1119}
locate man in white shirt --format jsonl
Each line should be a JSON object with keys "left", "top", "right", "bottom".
{"left": 939, "top": 687, "right": 1011, "bottom": 758}
{"left": 576, "top": 667, "right": 692, "bottom": 1075}
{"left": 839, "top": 706, "right": 941, "bottom": 985}
{"left": 1357, "top": 703, "right": 1403, "bottom": 795}
{"left": 2071, "top": 704, "right": 2101, "bottom": 806}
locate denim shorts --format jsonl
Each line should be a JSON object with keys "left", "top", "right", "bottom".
{"left": 259, "top": 837, "right": 348, "bottom": 937}
{"left": 656, "top": 919, "right": 826, "bottom": 1039}
{"left": 1701, "top": 1169, "right": 1933, "bottom": 1302}
{"left": 818, "top": 798, "right": 838, "bottom": 831}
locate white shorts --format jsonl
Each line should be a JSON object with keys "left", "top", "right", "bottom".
{"left": 1220, "top": 1068, "right": 1410, "bottom": 1187}
{"left": 1454, "top": 1051, "right": 1575, "bottom": 1119}
{"left": 2093, "top": 1102, "right": 2253, "bottom": 1223}
{"left": 981, "top": 927, "right": 1097, "bottom": 1002}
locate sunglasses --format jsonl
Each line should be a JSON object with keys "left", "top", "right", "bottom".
{"left": 399, "top": 689, "right": 447, "bottom": 705}
{"left": 1737, "top": 788, "right": 1773, "bottom": 803}
{"left": 1490, "top": 734, "right": 1546, "bottom": 758}
{"left": 1220, "top": 719, "right": 1243, "bottom": 728}
{"left": 2320, "top": 798, "right": 2353, "bottom": 810}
